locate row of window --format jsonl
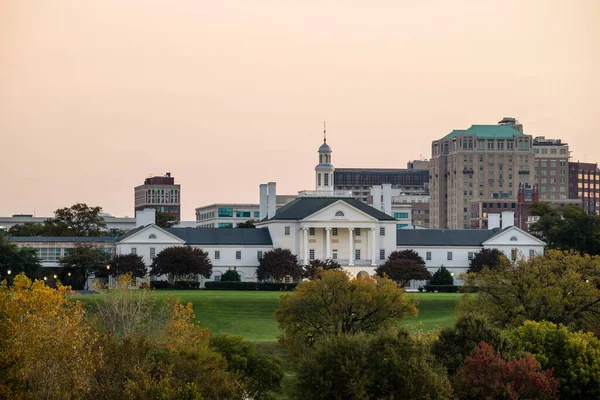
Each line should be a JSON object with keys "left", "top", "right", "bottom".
{"left": 534, "top": 148, "right": 568, "bottom": 155}
{"left": 36, "top": 247, "right": 112, "bottom": 262}
{"left": 213, "top": 250, "right": 262, "bottom": 260}
{"left": 217, "top": 208, "right": 261, "bottom": 219}
{"left": 287, "top": 227, "right": 387, "bottom": 236}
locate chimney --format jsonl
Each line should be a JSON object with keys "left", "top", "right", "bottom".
{"left": 488, "top": 213, "right": 501, "bottom": 230}
{"left": 267, "top": 182, "right": 277, "bottom": 219}
{"left": 259, "top": 184, "right": 268, "bottom": 220}
{"left": 501, "top": 211, "right": 515, "bottom": 228}
{"left": 372, "top": 185, "right": 382, "bottom": 211}
{"left": 136, "top": 208, "right": 156, "bottom": 227}
{"left": 382, "top": 183, "right": 392, "bottom": 216}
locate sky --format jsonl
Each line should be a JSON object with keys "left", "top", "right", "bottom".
{"left": 1, "top": 0, "right": 599, "bottom": 221}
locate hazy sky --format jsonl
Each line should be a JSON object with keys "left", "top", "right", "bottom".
{"left": 2, "top": 0, "right": 599, "bottom": 221}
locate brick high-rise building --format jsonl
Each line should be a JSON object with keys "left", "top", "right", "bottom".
{"left": 569, "top": 162, "right": 600, "bottom": 215}
{"left": 134, "top": 172, "right": 181, "bottom": 221}
{"left": 430, "top": 118, "right": 535, "bottom": 229}
{"left": 532, "top": 137, "right": 570, "bottom": 202}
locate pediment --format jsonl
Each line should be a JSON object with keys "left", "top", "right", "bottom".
{"left": 117, "top": 225, "right": 185, "bottom": 245}
{"left": 482, "top": 226, "right": 545, "bottom": 246}
{"left": 302, "top": 200, "right": 378, "bottom": 223}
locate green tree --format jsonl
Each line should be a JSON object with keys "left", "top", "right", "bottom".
{"left": 510, "top": 320, "right": 600, "bottom": 400}
{"left": 108, "top": 253, "right": 147, "bottom": 278}
{"left": 59, "top": 244, "right": 110, "bottom": 289}
{"left": 6, "top": 222, "right": 46, "bottom": 237}
{"left": 220, "top": 269, "right": 241, "bottom": 282}
{"left": 209, "top": 333, "right": 284, "bottom": 400}
{"left": 468, "top": 248, "right": 510, "bottom": 273}
{"left": 150, "top": 246, "right": 212, "bottom": 285}
{"left": 430, "top": 314, "right": 520, "bottom": 374}
{"left": 275, "top": 269, "right": 418, "bottom": 357}
{"left": 256, "top": 248, "right": 303, "bottom": 282}
{"left": 155, "top": 211, "right": 177, "bottom": 228}
{"left": 0, "top": 236, "right": 41, "bottom": 279}
{"left": 375, "top": 250, "right": 432, "bottom": 286}
{"left": 453, "top": 341, "right": 559, "bottom": 400}
{"left": 429, "top": 265, "right": 454, "bottom": 285}
{"left": 236, "top": 220, "right": 256, "bottom": 228}
{"left": 294, "top": 329, "right": 454, "bottom": 400}
{"left": 459, "top": 250, "right": 600, "bottom": 331}
{"left": 48, "top": 203, "right": 107, "bottom": 236}
{"left": 303, "top": 258, "right": 342, "bottom": 279}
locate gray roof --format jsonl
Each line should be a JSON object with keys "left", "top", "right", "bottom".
{"left": 267, "top": 197, "right": 396, "bottom": 221}
{"left": 8, "top": 236, "right": 117, "bottom": 243}
{"left": 396, "top": 227, "right": 506, "bottom": 247}
{"left": 166, "top": 227, "right": 273, "bottom": 246}
{"left": 116, "top": 225, "right": 147, "bottom": 241}
{"left": 319, "top": 142, "right": 332, "bottom": 152}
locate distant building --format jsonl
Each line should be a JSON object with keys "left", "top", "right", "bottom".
{"left": 134, "top": 172, "right": 181, "bottom": 221}
{"left": 532, "top": 136, "right": 570, "bottom": 202}
{"left": 0, "top": 213, "right": 137, "bottom": 234}
{"left": 569, "top": 162, "right": 600, "bottom": 215}
{"left": 195, "top": 196, "right": 296, "bottom": 228}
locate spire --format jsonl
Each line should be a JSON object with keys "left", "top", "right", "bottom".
{"left": 323, "top": 121, "right": 327, "bottom": 143}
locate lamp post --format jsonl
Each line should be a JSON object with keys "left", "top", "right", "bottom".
{"left": 106, "top": 265, "right": 111, "bottom": 289}
{"left": 6, "top": 270, "right": 10, "bottom": 276}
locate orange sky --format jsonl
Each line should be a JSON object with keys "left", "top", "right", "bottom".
{"left": 1, "top": 0, "right": 599, "bottom": 221}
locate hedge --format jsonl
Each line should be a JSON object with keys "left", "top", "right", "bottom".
{"left": 204, "top": 281, "right": 298, "bottom": 291}
{"left": 423, "top": 285, "right": 459, "bottom": 293}
{"left": 150, "top": 280, "right": 201, "bottom": 290}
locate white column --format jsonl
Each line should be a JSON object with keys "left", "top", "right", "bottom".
{"left": 325, "top": 228, "right": 331, "bottom": 260}
{"left": 348, "top": 228, "right": 354, "bottom": 266}
{"left": 303, "top": 228, "right": 309, "bottom": 265}
{"left": 371, "top": 228, "right": 377, "bottom": 266}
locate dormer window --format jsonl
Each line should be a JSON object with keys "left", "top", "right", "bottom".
{"left": 149, "top": 234, "right": 157, "bottom": 239}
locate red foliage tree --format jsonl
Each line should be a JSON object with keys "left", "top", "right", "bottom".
{"left": 453, "top": 342, "right": 559, "bottom": 400}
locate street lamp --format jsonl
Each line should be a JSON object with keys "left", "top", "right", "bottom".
{"left": 53, "top": 274, "right": 57, "bottom": 279}
{"left": 67, "top": 272, "right": 71, "bottom": 277}
{"left": 6, "top": 270, "right": 10, "bottom": 275}
{"left": 43, "top": 277, "right": 47, "bottom": 281}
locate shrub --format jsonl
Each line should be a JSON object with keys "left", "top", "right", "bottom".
{"left": 172, "top": 280, "right": 201, "bottom": 290}
{"left": 423, "top": 285, "right": 458, "bottom": 293}
{"left": 429, "top": 266, "right": 454, "bottom": 285}
{"left": 203, "top": 281, "right": 298, "bottom": 291}
{"left": 150, "top": 280, "right": 171, "bottom": 289}
{"left": 220, "top": 269, "right": 241, "bottom": 282}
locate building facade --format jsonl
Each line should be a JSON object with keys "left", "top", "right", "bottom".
{"left": 134, "top": 172, "right": 181, "bottom": 221}
{"left": 0, "top": 213, "right": 137, "bottom": 234}
{"left": 430, "top": 119, "right": 535, "bottom": 229}
{"left": 569, "top": 162, "right": 600, "bottom": 215}
{"left": 533, "top": 136, "right": 570, "bottom": 202}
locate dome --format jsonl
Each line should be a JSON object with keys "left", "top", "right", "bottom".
{"left": 318, "top": 141, "right": 332, "bottom": 153}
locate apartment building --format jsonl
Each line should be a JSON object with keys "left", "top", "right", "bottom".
{"left": 134, "top": 172, "right": 181, "bottom": 221}
{"left": 532, "top": 137, "right": 570, "bottom": 201}
{"left": 430, "top": 119, "right": 535, "bottom": 229}
{"left": 569, "top": 162, "right": 600, "bottom": 215}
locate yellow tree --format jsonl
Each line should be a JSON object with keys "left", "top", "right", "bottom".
{"left": 0, "top": 274, "right": 98, "bottom": 400}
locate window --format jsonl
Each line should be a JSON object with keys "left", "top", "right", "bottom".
{"left": 236, "top": 211, "right": 251, "bottom": 218}
{"left": 468, "top": 252, "right": 474, "bottom": 260}
{"left": 394, "top": 212, "right": 409, "bottom": 219}
{"left": 335, "top": 211, "right": 345, "bottom": 217}
{"left": 309, "top": 249, "right": 315, "bottom": 260}
{"left": 317, "top": 174, "right": 321, "bottom": 186}
{"left": 447, "top": 251, "right": 453, "bottom": 261}
{"left": 214, "top": 250, "right": 220, "bottom": 260}
{"left": 397, "top": 223, "right": 409, "bottom": 229}
{"left": 511, "top": 248, "right": 518, "bottom": 261}
{"left": 38, "top": 248, "right": 62, "bottom": 262}
{"left": 510, "top": 236, "right": 518, "bottom": 242}
{"left": 355, "top": 249, "right": 361, "bottom": 260}
{"left": 379, "top": 227, "right": 385, "bottom": 236}
{"left": 332, "top": 249, "right": 338, "bottom": 260}
{"left": 284, "top": 226, "right": 290, "bottom": 235}
{"left": 149, "top": 234, "right": 157, "bottom": 239}
{"left": 380, "top": 249, "right": 385, "bottom": 260}
{"left": 257, "top": 251, "right": 263, "bottom": 260}
{"left": 324, "top": 173, "right": 329, "bottom": 186}
{"left": 218, "top": 223, "right": 234, "bottom": 228}
{"left": 309, "top": 228, "right": 315, "bottom": 236}
{"left": 236, "top": 251, "right": 242, "bottom": 260}
{"left": 131, "top": 247, "right": 137, "bottom": 255}
{"left": 254, "top": 211, "right": 260, "bottom": 218}
{"left": 213, "top": 271, "right": 222, "bottom": 281}
{"left": 218, "top": 207, "right": 233, "bottom": 217}
{"left": 332, "top": 228, "right": 338, "bottom": 236}
{"left": 426, "top": 251, "right": 432, "bottom": 261}
{"left": 355, "top": 228, "right": 361, "bottom": 236}
{"left": 529, "top": 250, "right": 535, "bottom": 258}
{"left": 150, "top": 248, "right": 156, "bottom": 259}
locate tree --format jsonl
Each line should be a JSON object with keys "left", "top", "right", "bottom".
{"left": 155, "top": 210, "right": 177, "bottom": 229}
{"left": 49, "top": 203, "right": 107, "bottom": 236}
{"left": 59, "top": 243, "right": 110, "bottom": 289}
{"left": 150, "top": 246, "right": 212, "bottom": 285}
{"left": 294, "top": 329, "right": 454, "bottom": 400}
{"left": 108, "top": 253, "right": 147, "bottom": 278}
{"left": 375, "top": 250, "right": 431, "bottom": 286}
{"left": 459, "top": 250, "right": 600, "bottom": 331}
{"left": 6, "top": 222, "right": 46, "bottom": 237}
{"left": 275, "top": 269, "right": 418, "bottom": 357}
{"left": 468, "top": 248, "right": 510, "bottom": 273}
{"left": 303, "top": 258, "right": 342, "bottom": 279}
{"left": 0, "top": 236, "right": 41, "bottom": 279}
{"left": 209, "top": 334, "right": 284, "bottom": 400}
{"left": 453, "top": 342, "right": 559, "bottom": 400}
{"left": 429, "top": 265, "right": 454, "bottom": 285}
{"left": 236, "top": 220, "right": 256, "bottom": 228}
{"left": 256, "top": 248, "right": 303, "bottom": 282}
{"left": 431, "top": 314, "right": 520, "bottom": 374}
{"left": 220, "top": 269, "right": 241, "bottom": 282}
{"left": 510, "top": 320, "right": 600, "bottom": 400}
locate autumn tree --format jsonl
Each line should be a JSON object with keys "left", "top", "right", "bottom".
{"left": 220, "top": 269, "right": 241, "bottom": 282}
{"left": 60, "top": 243, "right": 110, "bottom": 289}
{"left": 275, "top": 269, "right": 418, "bottom": 357}
{"left": 468, "top": 248, "right": 510, "bottom": 273}
{"left": 256, "top": 248, "right": 303, "bottom": 282}
{"left": 155, "top": 210, "right": 177, "bottom": 228}
{"left": 108, "top": 253, "right": 147, "bottom": 278}
{"left": 303, "top": 258, "right": 342, "bottom": 279}
{"left": 150, "top": 246, "right": 212, "bottom": 285}
{"left": 48, "top": 203, "right": 107, "bottom": 236}
{"left": 459, "top": 250, "right": 600, "bottom": 331}
{"left": 0, "top": 236, "right": 40, "bottom": 279}
{"left": 510, "top": 320, "right": 600, "bottom": 400}
{"left": 375, "top": 250, "right": 432, "bottom": 286}
{"left": 453, "top": 342, "right": 559, "bottom": 400}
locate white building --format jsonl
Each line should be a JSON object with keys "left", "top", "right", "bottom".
{"left": 0, "top": 213, "right": 138, "bottom": 234}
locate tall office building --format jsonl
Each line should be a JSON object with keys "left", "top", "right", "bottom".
{"left": 569, "top": 162, "right": 600, "bottom": 215}
{"left": 532, "top": 137, "right": 570, "bottom": 201}
{"left": 134, "top": 172, "right": 181, "bottom": 221}
{"left": 430, "top": 118, "right": 535, "bottom": 229}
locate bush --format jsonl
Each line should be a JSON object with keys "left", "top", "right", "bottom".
{"left": 429, "top": 266, "right": 454, "bottom": 285}
{"left": 150, "top": 280, "right": 171, "bottom": 289}
{"left": 423, "top": 285, "right": 458, "bottom": 293}
{"left": 172, "top": 281, "right": 201, "bottom": 290}
{"left": 220, "top": 269, "right": 241, "bottom": 282}
{"left": 203, "top": 281, "right": 298, "bottom": 291}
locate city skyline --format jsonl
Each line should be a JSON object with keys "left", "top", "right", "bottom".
{"left": 2, "top": 0, "right": 599, "bottom": 220}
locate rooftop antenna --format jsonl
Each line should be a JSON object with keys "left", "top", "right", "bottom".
{"left": 323, "top": 121, "right": 327, "bottom": 143}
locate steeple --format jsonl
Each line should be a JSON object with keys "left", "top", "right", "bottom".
{"left": 315, "top": 122, "right": 335, "bottom": 194}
